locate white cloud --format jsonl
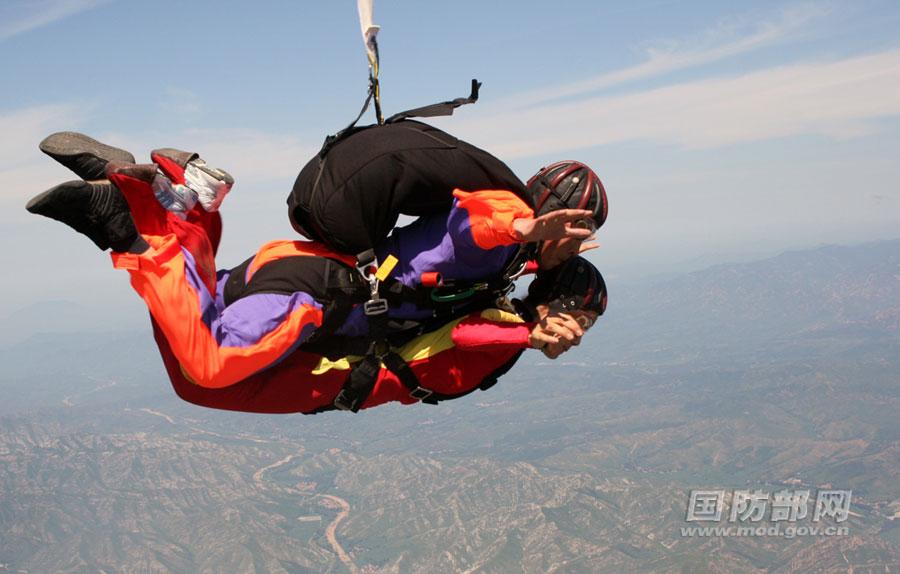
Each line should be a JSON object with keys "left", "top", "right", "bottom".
{"left": 500, "top": 3, "right": 831, "bottom": 109}
{"left": 0, "top": 0, "right": 110, "bottom": 42}
{"left": 445, "top": 47, "right": 900, "bottom": 158}
{"left": 0, "top": 103, "right": 89, "bottom": 203}
{"left": 112, "top": 128, "right": 320, "bottom": 186}
{"left": 180, "top": 129, "right": 319, "bottom": 184}
{"left": 0, "top": 100, "right": 320, "bottom": 221}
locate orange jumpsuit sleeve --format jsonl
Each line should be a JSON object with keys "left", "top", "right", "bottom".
{"left": 451, "top": 189, "right": 534, "bottom": 250}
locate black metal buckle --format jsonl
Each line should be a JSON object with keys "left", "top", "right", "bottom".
{"left": 409, "top": 386, "right": 434, "bottom": 401}
{"left": 333, "top": 389, "right": 358, "bottom": 412}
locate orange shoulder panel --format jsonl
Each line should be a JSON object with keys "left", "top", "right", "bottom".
{"left": 451, "top": 189, "right": 534, "bottom": 250}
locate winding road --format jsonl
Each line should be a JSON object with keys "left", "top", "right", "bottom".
{"left": 319, "top": 494, "right": 359, "bottom": 574}
{"left": 252, "top": 455, "right": 359, "bottom": 573}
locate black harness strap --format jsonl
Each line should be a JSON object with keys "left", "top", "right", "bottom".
{"left": 385, "top": 79, "right": 481, "bottom": 124}
{"left": 307, "top": 345, "right": 526, "bottom": 416}
{"left": 328, "top": 344, "right": 440, "bottom": 413}
{"left": 332, "top": 349, "right": 382, "bottom": 412}
{"left": 333, "top": 254, "right": 397, "bottom": 413}
{"left": 319, "top": 79, "right": 481, "bottom": 160}
{"left": 319, "top": 76, "right": 379, "bottom": 158}
{"left": 323, "top": 295, "right": 534, "bottom": 415}
{"left": 382, "top": 351, "right": 437, "bottom": 404}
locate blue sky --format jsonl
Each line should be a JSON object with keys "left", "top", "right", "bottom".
{"left": 1, "top": 0, "right": 899, "bottom": 338}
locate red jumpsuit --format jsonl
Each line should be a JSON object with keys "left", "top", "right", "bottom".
{"left": 107, "top": 165, "right": 534, "bottom": 413}
{"left": 156, "top": 307, "right": 531, "bottom": 414}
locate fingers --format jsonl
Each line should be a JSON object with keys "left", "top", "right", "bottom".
{"left": 534, "top": 314, "right": 583, "bottom": 361}
{"left": 532, "top": 210, "right": 594, "bottom": 241}
{"left": 540, "top": 327, "right": 580, "bottom": 353}
{"left": 544, "top": 209, "right": 593, "bottom": 222}
{"left": 541, "top": 320, "right": 574, "bottom": 342}
{"left": 579, "top": 241, "right": 600, "bottom": 254}
{"left": 557, "top": 313, "right": 585, "bottom": 339}
{"left": 537, "top": 319, "right": 591, "bottom": 359}
{"left": 543, "top": 314, "right": 584, "bottom": 340}
{"left": 529, "top": 329, "right": 559, "bottom": 349}
{"left": 535, "top": 309, "right": 598, "bottom": 358}
{"left": 539, "top": 210, "right": 592, "bottom": 227}
{"left": 563, "top": 227, "right": 594, "bottom": 239}
{"left": 519, "top": 210, "right": 596, "bottom": 242}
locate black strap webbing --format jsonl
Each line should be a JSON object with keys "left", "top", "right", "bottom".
{"left": 318, "top": 78, "right": 481, "bottom": 160}
{"left": 382, "top": 352, "right": 438, "bottom": 405}
{"left": 305, "top": 349, "right": 524, "bottom": 415}
{"left": 332, "top": 351, "right": 381, "bottom": 412}
{"left": 331, "top": 346, "right": 435, "bottom": 412}
{"left": 320, "top": 80, "right": 377, "bottom": 158}
{"left": 385, "top": 79, "right": 481, "bottom": 124}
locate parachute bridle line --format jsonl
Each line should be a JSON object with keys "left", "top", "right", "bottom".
{"left": 320, "top": 0, "right": 482, "bottom": 157}
{"left": 368, "top": 39, "right": 384, "bottom": 125}
{"left": 358, "top": 0, "right": 384, "bottom": 125}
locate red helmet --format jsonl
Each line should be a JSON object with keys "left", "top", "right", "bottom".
{"left": 526, "top": 160, "right": 608, "bottom": 229}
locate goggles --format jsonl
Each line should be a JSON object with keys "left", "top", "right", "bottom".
{"left": 572, "top": 218, "right": 597, "bottom": 234}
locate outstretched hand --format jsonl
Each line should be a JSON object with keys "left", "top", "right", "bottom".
{"left": 512, "top": 209, "right": 594, "bottom": 243}
{"left": 528, "top": 312, "right": 586, "bottom": 359}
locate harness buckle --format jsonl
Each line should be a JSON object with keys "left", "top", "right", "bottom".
{"left": 357, "top": 264, "right": 377, "bottom": 284}
{"left": 364, "top": 298, "right": 389, "bottom": 316}
{"left": 333, "top": 389, "right": 359, "bottom": 412}
{"left": 409, "top": 386, "right": 434, "bottom": 401}
{"left": 356, "top": 250, "right": 378, "bottom": 282}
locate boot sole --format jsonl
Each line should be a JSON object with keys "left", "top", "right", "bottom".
{"left": 25, "top": 180, "right": 90, "bottom": 216}
{"left": 39, "top": 132, "right": 135, "bottom": 170}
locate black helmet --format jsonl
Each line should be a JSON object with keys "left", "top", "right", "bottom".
{"left": 526, "top": 160, "right": 608, "bottom": 229}
{"left": 527, "top": 256, "right": 608, "bottom": 315}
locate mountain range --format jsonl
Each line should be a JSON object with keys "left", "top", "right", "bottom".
{"left": 1, "top": 239, "right": 898, "bottom": 572}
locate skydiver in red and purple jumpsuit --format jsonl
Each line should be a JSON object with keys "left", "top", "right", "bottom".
{"left": 26, "top": 131, "right": 607, "bottom": 412}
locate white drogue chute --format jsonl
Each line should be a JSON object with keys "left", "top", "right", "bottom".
{"left": 357, "top": 0, "right": 380, "bottom": 67}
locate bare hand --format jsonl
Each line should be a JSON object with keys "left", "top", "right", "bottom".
{"left": 541, "top": 313, "right": 584, "bottom": 342}
{"left": 512, "top": 209, "right": 594, "bottom": 243}
{"left": 529, "top": 312, "right": 585, "bottom": 359}
{"left": 528, "top": 325, "right": 558, "bottom": 349}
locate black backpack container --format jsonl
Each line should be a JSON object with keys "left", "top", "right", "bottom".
{"left": 287, "top": 120, "right": 528, "bottom": 255}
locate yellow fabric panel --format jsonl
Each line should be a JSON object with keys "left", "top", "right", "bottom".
{"left": 478, "top": 308, "right": 525, "bottom": 325}
{"left": 311, "top": 355, "right": 356, "bottom": 374}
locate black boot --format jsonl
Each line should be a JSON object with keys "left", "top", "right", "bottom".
{"left": 39, "top": 132, "right": 135, "bottom": 181}
{"left": 25, "top": 180, "right": 147, "bottom": 253}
